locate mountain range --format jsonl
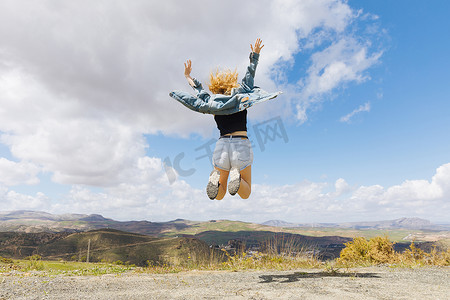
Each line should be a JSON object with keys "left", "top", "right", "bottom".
{"left": 0, "top": 210, "right": 191, "bottom": 234}
{"left": 1, "top": 210, "right": 448, "bottom": 233}
{"left": 262, "top": 217, "right": 449, "bottom": 230}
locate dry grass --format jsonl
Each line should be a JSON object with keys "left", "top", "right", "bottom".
{"left": 141, "top": 235, "right": 321, "bottom": 273}
{"left": 218, "top": 249, "right": 321, "bottom": 271}
{"left": 218, "top": 235, "right": 321, "bottom": 271}
{"left": 2, "top": 235, "right": 449, "bottom": 275}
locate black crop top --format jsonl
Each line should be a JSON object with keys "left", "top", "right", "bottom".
{"left": 214, "top": 110, "right": 247, "bottom": 136}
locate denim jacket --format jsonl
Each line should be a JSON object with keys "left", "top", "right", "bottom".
{"left": 169, "top": 52, "right": 281, "bottom": 115}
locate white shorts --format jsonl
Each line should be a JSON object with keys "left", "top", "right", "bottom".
{"left": 212, "top": 137, "right": 253, "bottom": 171}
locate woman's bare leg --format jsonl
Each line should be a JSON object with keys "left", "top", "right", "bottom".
{"left": 215, "top": 167, "right": 229, "bottom": 200}
{"left": 238, "top": 165, "right": 251, "bottom": 199}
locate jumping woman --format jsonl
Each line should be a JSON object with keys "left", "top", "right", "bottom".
{"left": 169, "top": 39, "right": 280, "bottom": 200}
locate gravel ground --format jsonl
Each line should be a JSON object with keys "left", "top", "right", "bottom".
{"left": 1, "top": 267, "right": 449, "bottom": 299}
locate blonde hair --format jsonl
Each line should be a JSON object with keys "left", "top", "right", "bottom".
{"left": 208, "top": 69, "right": 239, "bottom": 95}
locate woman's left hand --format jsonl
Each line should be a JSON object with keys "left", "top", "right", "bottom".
{"left": 251, "top": 38, "right": 264, "bottom": 54}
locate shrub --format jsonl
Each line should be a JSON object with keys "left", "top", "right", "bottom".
{"left": 337, "top": 237, "right": 370, "bottom": 265}
{"left": 24, "top": 254, "right": 44, "bottom": 271}
{"left": 398, "top": 241, "right": 450, "bottom": 267}
{"left": 0, "top": 256, "right": 15, "bottom": 264}
{"left": 25, "top": 254, "right": 42, "bottom": 261}
{"left": 338, "top": 236, "right": 450, "bottom": 267}
{"left": 367, "top": 236, "right": 396, "bottom": 264}
{"left": 338, "top": 236, "right": 397, "bottom": 265}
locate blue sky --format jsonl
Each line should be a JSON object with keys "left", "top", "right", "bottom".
{"left": 0, "top": 0, "right": 449, "bottom": 223}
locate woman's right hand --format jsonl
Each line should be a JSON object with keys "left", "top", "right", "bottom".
{"left": 184, "top": 59, "right": 196, "bottom": 87}
{"left": 184, "top": 59, "right": 192, "bottom": 77}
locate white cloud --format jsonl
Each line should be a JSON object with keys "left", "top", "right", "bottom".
{"left": 0, "top": 187, "right": 49, "bottom": 211}
{"left": 334, "top": 178, "right": 352, "bottom": 196}
{"left": 340, "top": 102, "right": 371, "bottom": 123}
{"left": 3, "top": 163, "right": 449, "bottom": 223}
{"left": 0, "top": 158, "right": 40, "bottom": 186}
{"left": 295, "top": 39, "right": 381, "bottom": 123}
{"left": 348, "top": 163, "right": 450, "bottom": 220}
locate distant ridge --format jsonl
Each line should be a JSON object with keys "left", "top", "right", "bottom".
{"left": 261, "top": 217, "right": 447, "bottom": 230}
{"left": 0, "top": 210, "right": 112, "bottom": 222}
{"left": 0, "top": 210, "right": 189, "bottom": 235}
{"left": 79, "top": 214, "right": 111, "bottom": 222}
{"left": 1, "top": 211, "right": 449, "bottom": 234}
{"left": 261, "top": 220, "right": 297, "bottom": 227}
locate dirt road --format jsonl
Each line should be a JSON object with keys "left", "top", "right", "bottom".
{"left": 1, "top": 267, "right": 449, "bottom": 299}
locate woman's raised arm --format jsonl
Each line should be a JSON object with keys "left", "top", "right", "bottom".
{"left": 241, "top": 38, "right": 264, "bottom": 91}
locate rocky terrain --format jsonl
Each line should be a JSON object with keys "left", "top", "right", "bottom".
{"left": 1, "top": 266, "right": 449, "bottom": 299}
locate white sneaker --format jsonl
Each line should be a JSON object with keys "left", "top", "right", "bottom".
{"left": 206, "top": 169, "right": 220, "bottom": 200}
{"left": 228, "top": 167, "right": 241, "bottom": 196}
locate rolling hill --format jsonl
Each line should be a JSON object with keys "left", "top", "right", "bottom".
{"left": 0, "top": 228, "right": 219, "bottom": 266}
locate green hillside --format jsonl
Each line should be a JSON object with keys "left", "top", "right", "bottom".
{"left": 0, "top": 229, "right": 223, "bottom": 266}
